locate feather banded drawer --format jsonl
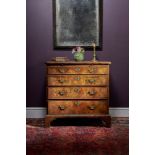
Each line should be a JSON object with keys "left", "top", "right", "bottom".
{"left": 45, "top": 61, "right": 111, "bottom": 127}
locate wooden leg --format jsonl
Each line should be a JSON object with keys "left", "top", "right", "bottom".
{"left": 45, "top": 115, "right": 56, "bottom": 128}
{"left": 101, "top": 115, "right": 111, "bottom": 128}
{"left": 45, "top": 116, "right": 51, "bottom": 127}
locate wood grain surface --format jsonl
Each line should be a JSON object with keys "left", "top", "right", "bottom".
{"left": 45, "top": 61, "right": 111, "bottom": 127}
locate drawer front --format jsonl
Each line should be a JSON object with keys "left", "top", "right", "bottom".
{"left": 48, "top": 100, "right": 108, "bottom": 115}
{"left": 47, "top": 75, "right": 109, "bottom": 86}
{"left": 47, "top": 65, "right": 109, "bottom": 75}
{"left": 48, "top": 87, "right": 109, "bottom": 99}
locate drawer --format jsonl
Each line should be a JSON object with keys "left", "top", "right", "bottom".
{"left": 48, "top": 100, "right": 109, "bottom": 115}
{"left": 47, "top": 65, "right": 109, "bottom": 75}
{"left": 47, "top": 75, "right": 109, "bottom": 86}
{"left": 48, "top": 87, "right": 109, "bottom": 99}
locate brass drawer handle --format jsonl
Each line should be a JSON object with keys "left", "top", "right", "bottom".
{"left": 58, "top": 91, "right": 65, "bottom": 96}
{"left": 88, "top": 105, "right": 96, "bottom": 110}
{"left": 58, "top": 68, "right": 67, "bottom": 73}
{"left": 88, "top": 90, "right": 96, "bottom": 95}
{"left": 58, "top": 105, "right": 66, "bottom": 110}
{"left": 75, "top": 67, "right": 81, "bottom": 72}
{"left": 74, "top": 88, "right": 80, "bottom": 93}
{"left": 74, "top": 101, "right": 80, "bottom": 106}
{"left": 58, "top": 79, "right": 65, "bottom": 83}
{"left": 88, "top": 79, "right": 96, "bottom": 83}
{"left": 75, "top": 76, "right": 80, "bottom": 81}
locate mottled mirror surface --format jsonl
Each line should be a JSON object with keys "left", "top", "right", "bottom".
{"left": 54, "top": 0, "right": 101, "bottom": 48}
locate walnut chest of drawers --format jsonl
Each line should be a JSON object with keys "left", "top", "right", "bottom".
{"left": 45, "top": 61, "right": 111, "bottom": 127}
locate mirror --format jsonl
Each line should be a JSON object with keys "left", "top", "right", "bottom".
{"left": 53, "top": 0, "right": 103, "bottom": 50}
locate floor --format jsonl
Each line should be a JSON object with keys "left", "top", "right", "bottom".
{"left": 26, "top": 117, "right": 129, "bottom": 127}
{"left": 26, "top": 117, "right": 129, "bottom": 155}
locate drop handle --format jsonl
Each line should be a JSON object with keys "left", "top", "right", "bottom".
{"left": 58, "top": 91, "right": 65, "bottom": 96}
{"left": 58, "top": 105, "right": 65, "bottom": 110}
{"left": 88, "top": 79, "right": 96, "bottom": 83}
{"left": 58, "top": 79, "right": 65, "bottom": 83}
{"left": 88, "top": 105, "right": 96, "bottom": 110}
{"left": 88, "top": 90, "right": 96, "bottom": 95}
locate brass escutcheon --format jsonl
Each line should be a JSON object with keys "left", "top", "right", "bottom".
{"left": 58, "top": 105, "right": 65, "bottom": 110}
{"left": 88, "top": 66, "right": 97, "bottom": 73}
{"left": 74, "top": 101, "right": 80, "bottom": 106}
{"left": 75, "top": 67, "right": 81, "bottom": 72}
{"left": 74, "top": 87, "right": 80, "bottom": 93}
{"left": 75, "top": 76, "right": 80, "bottom": 81}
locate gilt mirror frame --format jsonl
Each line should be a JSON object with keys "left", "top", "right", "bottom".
{"left": 53, "top": 0, "right": 103, "bottom": 50}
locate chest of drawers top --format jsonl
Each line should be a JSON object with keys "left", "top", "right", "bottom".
{"left": 46, "top": 61, "right": 111, "bottom": 65}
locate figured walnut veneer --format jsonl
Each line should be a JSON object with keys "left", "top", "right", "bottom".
{"left": 45, "top": 61, "right": 111, "bottom": 127}
{"left": 48, "top": 87, "right": 109, "bottom": 99}
{"left": 47, "top": 65, "right": 109, "bottom": 74}
{"left": 48, "top": 100, "right": 109, "bottom": 115}
{"left": 48, "top": 75, "right": 109, "bottom": 86}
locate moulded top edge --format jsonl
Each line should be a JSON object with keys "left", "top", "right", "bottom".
{"left": 45, "top": 61, "right": 112, "bottom": 65}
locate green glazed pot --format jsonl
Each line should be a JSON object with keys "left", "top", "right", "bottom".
{"left": 74, "top": 52, "right": 84, "bottom": 61}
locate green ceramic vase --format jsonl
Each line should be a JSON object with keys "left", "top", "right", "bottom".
{"left": 74, "top": 52, "right": 84, "bottom": 61}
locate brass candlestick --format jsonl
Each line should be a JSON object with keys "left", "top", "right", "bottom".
{"left": 92, "top": 43, "right": 97, "bottom": 61}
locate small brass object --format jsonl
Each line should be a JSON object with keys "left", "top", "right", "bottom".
{"left": 58, "top": 79, "right": 65, "bottom": 83}
{"left": 58, "top": 91, "right": 65, "bottom": 96}
{"left": 74, "top": 101, "right": 80, "bottom": 106}
{"left": 75, "top": 76, "right": 80, "bottom": 81}
{"left": 88, "top": 66, "right": 97, "bottom": 73}
{"left": 58, "top": 105, "right": 65, "bottom": 110}
{"left": 88, "top": 79, "right": 96, "bottom": 83}
{"left": 58, "top": 68, "right": 66, "bottom": 73}
{"left": 74, "top": 88, "right": 80, "bottom": 93}
{"left": 88, "top": 105, "right": 96, "bottom": 110}
{"left": 92, "top": 43, "right": 97, "bottom": 62}
{"left": 75, "top": 67, "right": 81, "bottom": 72}
{"left": 88, "top": 90, "right": 96, "bottom": 95}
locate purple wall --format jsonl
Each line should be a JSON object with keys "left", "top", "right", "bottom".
{"left": 26, "top": 0, "right": 129, "bottom": 107}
